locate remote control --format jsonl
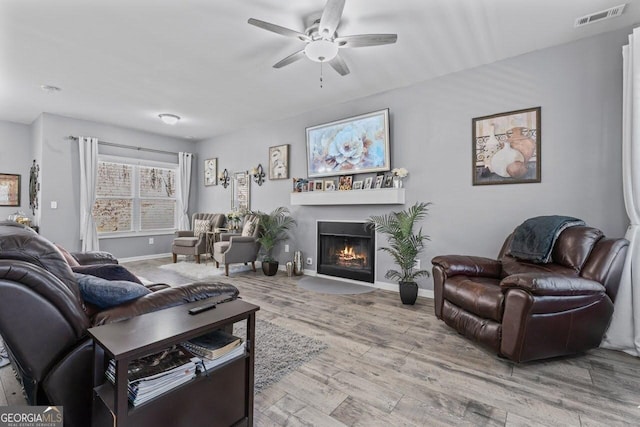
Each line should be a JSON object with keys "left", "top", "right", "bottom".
{"left": 188, "top": 303, "right": 216, "bottom": 315}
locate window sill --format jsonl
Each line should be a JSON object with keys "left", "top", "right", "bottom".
{"left": 98, "top": 230, "right": 176, "bottom": 240}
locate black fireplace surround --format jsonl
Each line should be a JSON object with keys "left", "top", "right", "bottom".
{"left": 317, "top": 221, "right": 375, "bottom": 283}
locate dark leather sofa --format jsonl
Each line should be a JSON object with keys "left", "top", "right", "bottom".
{"left": 0, "top": 222, "right": 239, "bottom": 426}
{"left": 431, "top": 225, "right": 628, "bottom": 362}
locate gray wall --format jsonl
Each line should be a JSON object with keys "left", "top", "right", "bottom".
{"left": 0, "top": 121, "right": 32, "bottom": 219}
{"left": 197, "top": 27, "right": 630, "bottom": 290}
{"left": 36, "top": 113, "right": 198, "bottom": 257}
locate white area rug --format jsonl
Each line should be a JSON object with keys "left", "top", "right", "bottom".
{"left": 235, "top": 319, "right": 327, "bottom": 393}
{"left": 298, "top": 276, "right": 376, "bottom": 295}
{"left": 159, "top": 262, "right": 253, "bottom": 281}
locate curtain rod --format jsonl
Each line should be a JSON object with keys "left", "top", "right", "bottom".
{"left": 67, "top": 136, "right": 179, "bottom": 156}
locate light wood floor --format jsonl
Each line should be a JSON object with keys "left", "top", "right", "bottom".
{"left": 2, "top": 257, "right": 639, "bottom": 426}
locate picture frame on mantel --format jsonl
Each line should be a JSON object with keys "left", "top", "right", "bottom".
{"left": 204, "top": 158, "right": 217, "bottom": 186}
{"left": 0, "top": 174, "right": 20, "bottom": 207}
{"left": 472, "top": 106, "right": 541, "bottom": 185}
{"left": 269, "top": 144, "right": 289, "bottom": 180}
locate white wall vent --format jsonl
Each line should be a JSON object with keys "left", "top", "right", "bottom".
{"left": 575, "top": 4, "right": 626, "bottom": 27}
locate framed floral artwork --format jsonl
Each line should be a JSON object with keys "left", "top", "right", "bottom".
{"left": 472, "top": 107, "right": 541, "bottom": 185}
{"left": 269, "top": 144, "right": 289, "bottom": 180}
{"left": 0, "top": 174, "right": 20, "bottom": 206}
{"left": 204, "top": 158, "right": 217, "bottom": 186}
{"left": 305, "top": 109, "right": 390, "bottom": 178}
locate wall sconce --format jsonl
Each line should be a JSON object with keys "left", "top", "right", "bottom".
{"left": 218, "top": 169, "right": 230, "bottom": 188}
{"left": 251, "top": 164, "right": 265, "bottom": 186}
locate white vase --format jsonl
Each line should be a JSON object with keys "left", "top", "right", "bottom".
{"left": 490, "top": 142, "right": 524, "bottom": 178}
{"left": 393, "top": 177, "right": 403, "bottom": 188}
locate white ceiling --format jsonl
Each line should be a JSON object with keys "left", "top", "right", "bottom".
{"left": 1, "top": 0, "right": 638, "bottom": 140}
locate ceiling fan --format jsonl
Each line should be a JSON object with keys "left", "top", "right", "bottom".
{"left": 248, "top": 0, "right": 397, "bottom": 76}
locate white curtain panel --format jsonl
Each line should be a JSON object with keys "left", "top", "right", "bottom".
{"left": 177, "top": 152, "right": 193, "bottom": 230}
{"left": 602, "top": 27, "right": 640, "bottom": 357}
{"left": 78, "top": 136, "right": 99, "bottom": 252}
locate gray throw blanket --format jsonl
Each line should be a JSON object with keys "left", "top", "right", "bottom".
{"left": 508, "top": 215, "right": 585, "bottom": 263}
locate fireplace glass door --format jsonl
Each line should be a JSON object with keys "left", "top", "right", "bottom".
{"left": 317, "top": 222, "right": 375, "bottom": 283}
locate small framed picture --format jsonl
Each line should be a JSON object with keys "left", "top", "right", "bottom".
{"left": 374, "top": 174, "right": 384, "bottom": 189}
{"left": 269, "top": 144, "right": 290, "bottom": 180}
{"left": 315, "top": 181, "right": 324, "bottom": 191}
{"left": 308, "top": 180, "right": 315, "bottom": 191}
{"left": 353, "top": 180, "right": 363, "bottom": 190}
{"left": 363, "top": 177, "right": 373, "bottom": 189}
{"left": 338, "top": 175, "right": 353, "bottom": 191}
{"left": 383, "top": 173, "right": 394, "bottom": 188}
{"left": 301, "top": 179, "right": 309, "bottom": 192}
{"left": 0, "top": 174, "right": 20, "bottom": 206}
{"left": 204, "top": 158, "right": 217, "bottom": 186}
{"left": 324, "top": 180, "right": 336, "bottom": 191}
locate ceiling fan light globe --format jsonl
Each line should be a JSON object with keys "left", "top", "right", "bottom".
{"left": 304, "top": 40, "right": 339, "bottom": 62}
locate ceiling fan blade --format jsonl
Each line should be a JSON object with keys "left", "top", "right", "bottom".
{"left": 329, "top": 54, "right": 350, "bottom": 76}
{"left": 273, "top": 50, "right": 306, "bottom": 68}
{"left": 319, "top": 0, "right": 345, "bottom": 36}
{"left": 335, "top": 34, "right": 398, "bottom": 48}
{"left": 248, "top": 18, "right": 310, "bottom": 42}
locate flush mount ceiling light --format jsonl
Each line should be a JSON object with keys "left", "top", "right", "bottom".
{"left": 158, "top": 113, "right": 180, "bottom": 125}
{"left": 40, "top": 85, "right": 61, "bottom": 93}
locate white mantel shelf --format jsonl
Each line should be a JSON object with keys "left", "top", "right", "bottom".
{"left": 290, "top": 188, "right": 405, "bottom": 206}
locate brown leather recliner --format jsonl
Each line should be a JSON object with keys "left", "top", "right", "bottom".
{"left": 431, "top": 225, "right": 628, "bottom": 363}
{"left": 0, "top": 222, "right": 239, "bottom": 427}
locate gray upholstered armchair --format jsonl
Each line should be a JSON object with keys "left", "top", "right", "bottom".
{"left": 172, "top": 213, "right": 225, "bottom": 264}
{"left": 213, "top": 214, "right": 261, "bottom": 275}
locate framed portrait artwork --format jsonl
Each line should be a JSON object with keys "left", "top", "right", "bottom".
{"left": 204, "top": 158, "right": 217, "bottom": 186}
{"left": 269, "top": 144, "right": 289, "bottom": 180}
{"left": 374, "top": 174, "right": 384, "bottom": 189}
{"left": 383, "top": 173, "right": 394, "bottom": 188}
{"left": 0, "top": 174, "right": 20, "bottom": 207}
{"left": 472, "top": 107, "right": 541, "bottom": 185}
{"left": 314, "top": 181, "right": 324, "bottom": 191}
{"left": 306, "top": 109, "right": 391, "bottom": 178}
{"left": 353, "top": 180, "right": 363, "bottom": 190}
{"left": 363, "top": 176, "right": 373, "bottom": 189}
{"left": 324, "top": 180, "right": 336, "bottom": 191}
{"left": 338, "top": 175, "right": 353, "bottom": 191}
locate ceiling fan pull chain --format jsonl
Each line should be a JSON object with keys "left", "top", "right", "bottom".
{"left": 320, "top": 61, "right": 324, "bottom": 88}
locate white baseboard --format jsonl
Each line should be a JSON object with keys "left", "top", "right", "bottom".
{"left": 301, "top": 269, "right": 434, "bottom": 299}
{"left": 119, "top": 252, "right": 172, "bottom": 263}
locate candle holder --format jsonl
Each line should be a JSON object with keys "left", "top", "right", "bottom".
{"left": 251, "top": 164, "right": 265, "bottom": 186}
{"left": 219, "top": 169, "right": 230, "bottom": 189}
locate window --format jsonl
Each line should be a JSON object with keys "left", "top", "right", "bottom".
{"left": 93, "top": 156, "right": 177, "bottom": 235}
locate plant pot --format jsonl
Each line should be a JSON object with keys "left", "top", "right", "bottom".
{"left": 399, "top": 281, "right": 418, "bottom": 305}
{"left": 261, "top": 261, "right": 279, "bottom": 276}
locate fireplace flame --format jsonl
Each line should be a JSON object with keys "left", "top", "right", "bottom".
{"left": 337, "top": 245, "right": 366, "bottom": 267}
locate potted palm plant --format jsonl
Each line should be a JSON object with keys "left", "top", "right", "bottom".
{"left": 366, "top": 202, "right": 431, "bottom": 304}
{"left": 252, "top": 207, "right": 296, "bottom": 276}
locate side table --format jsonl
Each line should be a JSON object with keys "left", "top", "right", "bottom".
{"left": 88, "top": 299, "right": 259, "bottom": 427}
{"left": 206, "top": 228, "right": 231, "bottom": 259}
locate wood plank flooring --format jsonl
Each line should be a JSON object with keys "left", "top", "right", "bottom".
{"left": 2, "top": 257, "right": 639, "bottom": 426}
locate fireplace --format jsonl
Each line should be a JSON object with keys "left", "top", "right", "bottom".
{"left": 317, "top": 221, "right": 375, "bottom": 283}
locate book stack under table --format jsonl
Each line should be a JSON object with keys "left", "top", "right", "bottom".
{"left": 105, "top": 331, "right": 245, "bottom": 407}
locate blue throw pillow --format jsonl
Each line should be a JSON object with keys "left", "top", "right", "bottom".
{"left": 74, "top": 273, "right": 151, "bottom": 309}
